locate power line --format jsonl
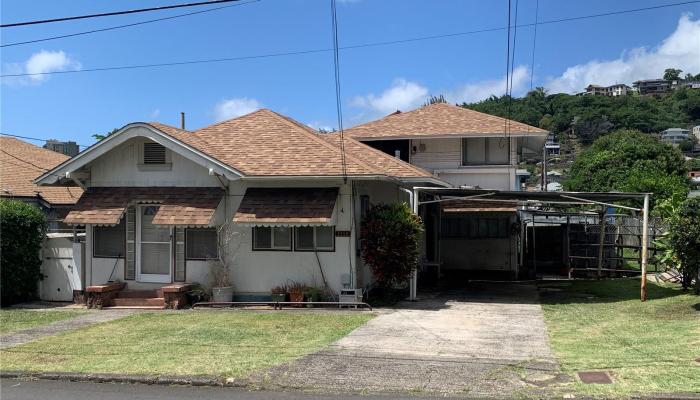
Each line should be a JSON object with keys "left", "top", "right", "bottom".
{"left": 1, "top": 0, "right": 260, "bottom": 48}
{"left": 0, "top": 133, "right": 90, "bottom": 148}
{"left": 330, "top": 0, "right": 347, "bottom": 183}
{"left": 1, "top": 0, "right": 245, "bottom": 28}
{"left": 1, "top": 0, "right": 698, "bottom": 78}
{"left": 507, "top": 0, "right": 520, "bottom": 139}
{"left": 502, "top": 0, "right": 512, "bottom": 148}
{"left": 529, "top": 0, "right": 539, "bottom": 92}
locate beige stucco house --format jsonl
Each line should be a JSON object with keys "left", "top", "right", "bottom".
{"left": 36, "top": 109, "right": 446, "bottom": 305}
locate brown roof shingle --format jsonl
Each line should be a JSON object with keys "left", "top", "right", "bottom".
{"left": 145, "top": 109, "right": 437, "bottom": 180}
{"left": 0, "top": 137, "right": 82, "bottom": 205}
{"left": 64, "top": 187, "right": 224, "bottom": 226}
{"left": 345, "top": 102, "right": 548, "bottom": 139}
{"left": 233, "top": 187, "right": 338, "bottom": 225}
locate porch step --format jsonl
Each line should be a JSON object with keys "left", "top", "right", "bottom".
{"left": 111, "top": 297, "right": 165, "bottom": 307}
{"left": 117, "top": 290, "right": 163, "bottom": 298}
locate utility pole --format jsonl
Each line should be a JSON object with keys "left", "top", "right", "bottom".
{"left": 640, "top": 194, "right": 649, "bottom": 301}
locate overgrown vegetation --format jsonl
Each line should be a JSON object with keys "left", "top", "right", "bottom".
{"left": 462, "top": 87, "right": 700, "bottom": 145}
{"left": 667, "top": 197, "right": 700, "bottom": 292}
{"left": 0, "top": 200, "right": 47, "bottom": 305}
{"left": 540, "top": 278, "right": 699, "bottom": 397}
{"left": 564, "top": 129, "right": 689, "bottom": 209}
{"left": 360, "top": 203, "right": 423, "bottom": 288}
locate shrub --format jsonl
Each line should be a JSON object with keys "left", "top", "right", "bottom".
{"left": 667, "top": 197, "right": 700, "bottom": 293}
{"left": 360, "top": 202, "right": 423, "bottom": 288}
{"left": 1, "top": 199, "right": 47, "bottom": 305}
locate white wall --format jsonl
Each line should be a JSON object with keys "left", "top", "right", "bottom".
{"left": 408, "top": 137, "right": 518, "bottom": 190}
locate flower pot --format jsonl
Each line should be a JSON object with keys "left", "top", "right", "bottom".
{"left": 289, "top": 291, "right": 304, "bottom": 303}
{"left": 271, "top": 293, "right": 286, "bottom": 302}
{"left": 211, "top": 286, "right": 234, "bottom": 303}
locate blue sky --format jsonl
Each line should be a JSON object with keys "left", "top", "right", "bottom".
{"left": 1, "top": 0, "right": 699, "bottom": 148}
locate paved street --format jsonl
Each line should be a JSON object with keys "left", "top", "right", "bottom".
{"left": 253, "top": 282, "right": 563, "bottom": 397}
{"left": 0, "top": 379, "right": 443, "bottom": 400}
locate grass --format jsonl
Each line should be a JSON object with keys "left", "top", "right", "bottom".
{"left": 540, "top": 278, "right": 700, "bottom": 397}
{"left": 0, "top": 309, "right": 86, "bottom": 335}
{"left": 0, "top": 311, "right": 372, "bottom": 378}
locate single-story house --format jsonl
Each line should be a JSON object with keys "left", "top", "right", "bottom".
{"left": 36, "top": 109, "right": 447, "bottom": 305}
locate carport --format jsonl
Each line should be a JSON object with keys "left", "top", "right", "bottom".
{"left": 407, "top": 188, "right": 652, "bottom": 301}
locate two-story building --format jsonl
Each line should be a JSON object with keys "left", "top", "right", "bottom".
{"left": 346, "top": 103, "right": 549, "bottom": 279}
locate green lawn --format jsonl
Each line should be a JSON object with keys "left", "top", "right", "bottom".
{"left": 0, "top": 311, "right": 372, "bottom": 378}
{"left": 0, "top": 309, "right": 86, "bottom": 335}
{"left": 540, "top": 278, "right": 700, "bottom": 397}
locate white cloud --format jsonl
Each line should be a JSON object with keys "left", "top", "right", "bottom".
{"left": 446, "top": 65, "right": 530, "bottom": 103}
{"left": 545, "top": 14, "right": 700, "bottom": 93}
{"left": 349, "top": 78, "right": 428, "bottom": 116}
{"left": 150, "top": 109, "right": 161, "bottom": 119}
{"left": 307, "top": 120, "right": 335, "bottom": 132}
{"left": 213, "top": 97, "right": 261, "bottom": 122}
{"left": 2, "top": 50, "right": 81, "bottom": 85}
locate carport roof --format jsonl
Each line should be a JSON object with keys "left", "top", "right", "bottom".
{"left": 416, "top": 188, "right": 649, "bottom": 207}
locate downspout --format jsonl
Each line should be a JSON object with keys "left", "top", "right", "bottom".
{"left": 399, "top": 187, "right": 418, "bottom": 301}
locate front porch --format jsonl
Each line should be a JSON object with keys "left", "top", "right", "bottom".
{"left": 84, "top": 282, "right": 193, "bottom": 310}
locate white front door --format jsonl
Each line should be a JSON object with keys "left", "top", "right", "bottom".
{"left": 136, "top": 205, "right": 172, "bottom": 283}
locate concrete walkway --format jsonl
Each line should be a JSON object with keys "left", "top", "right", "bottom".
{"left": 255, "top": 282, "right": 564, "bottom": 397}
{"left": 0, "top": 309, "right": 134, "bottom": 349}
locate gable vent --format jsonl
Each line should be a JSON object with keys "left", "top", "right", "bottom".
{"left": 143, "top": 142, "right": 166, "bottom": 164}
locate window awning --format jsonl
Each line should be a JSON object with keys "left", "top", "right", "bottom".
{"left": 64, "top": 187, "right": 224, "bottom": 226}
{"left": 233, "top": 187, "right": 339, "bottom": 227}
{"left": 442, "top": 200, "right": 517, "bottom": 213}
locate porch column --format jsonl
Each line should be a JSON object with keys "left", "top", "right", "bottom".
{"left": 640, "top": 194, "right": 649, "bottom": 302}
{"left": 409, "top": 187, "right": 419, "bottom": 301}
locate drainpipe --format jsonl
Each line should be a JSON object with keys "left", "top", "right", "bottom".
{"left": 400, "top": 187, "right": 418, "bottom": 301}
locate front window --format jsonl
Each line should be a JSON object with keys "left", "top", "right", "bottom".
{"left": 462, "top": 137, "right": 510, "bottom": 166}
{"left": 295, "top": 226, "right": 335, "bottom": 251}
{"left": 93, "top": 218, "right": 126, "bottom": 257}
{"left": 186, "top": 228, "right": 218, "bottom": 259}
{"left": 253, "top": 226, "right": 292, "bottom": 250}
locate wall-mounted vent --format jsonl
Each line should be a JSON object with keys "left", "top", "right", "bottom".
{"left": 143, "top": 142, "right": 166, "bottom": 164}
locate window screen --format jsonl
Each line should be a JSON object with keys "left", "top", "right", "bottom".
{"left": 441, "top": 216, "right": 510, "bottom": 239}
{"left": 143, "top": 142, "right": 166, "bottom": 164}
{"left": 462, "top": 138, "right": 510, "bottom": 165}
{"left": 253, "top": 227, "right": 292, "bottom": 250}
{"left": 295, "top": 227, "right": 315, "bottom": 250}
{"left": 93, "top": 218, "right": 126, "bottom": 257}
{"left": 186, "top": 228, "right": 218, "bottom": 259}
{"left": 294, "top": 226, "right": 335, "bottom": 251}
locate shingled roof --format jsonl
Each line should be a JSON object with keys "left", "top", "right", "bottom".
{"left": 0, "top": 137, "right": 82, "bottom": 205}
{"left": 146, "top": 109, "right": 439, "bottom": 181}
{"left": 344, "top": 102, "right": 548, "bottom": 140}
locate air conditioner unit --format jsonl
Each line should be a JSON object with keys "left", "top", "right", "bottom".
{"left": 339, "top": 288, "right": 363, "bottom": 307}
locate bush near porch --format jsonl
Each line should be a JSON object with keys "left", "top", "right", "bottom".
{"left": 0, "top": 200, "right": 47, "bottom": 305}
{"left": 0, "top": 311, "right": 372, "bottom": 378}
{"left": 540, "top": 278, "right": 699, "bottom": 397}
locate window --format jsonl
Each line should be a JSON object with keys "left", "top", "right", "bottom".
{"left": 186, "top": 228, "right": 218, "bottom": 259}
{"left": 461, "top": 138, "right": 510, "bottom": 165}
{"left": 441, "top": 216, "right": 509, "bottom": 239}
{"left": 143, "top": 142, "right": 166, "bottom": 164}
{"left": 93, "top": 218, "right": 126, "bottom": 257}
{"left": 295, "top": 226, "right": 335, "bottom": 251}
{"left": 253, "top": 226, "right": 292, "bottom": 250}
{"left": 360, "top": 195, "right": 370, "bottom": 222}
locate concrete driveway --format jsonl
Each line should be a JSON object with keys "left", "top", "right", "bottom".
{"left": 255, "top": 282, "right": 563, "bottom": 397}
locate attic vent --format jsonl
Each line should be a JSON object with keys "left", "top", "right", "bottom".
{"left": 143, "top": 142, "right": 166, "bottom": 164}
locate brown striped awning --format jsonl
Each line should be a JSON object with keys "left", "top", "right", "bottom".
{"left": 233, "top": 187, "right": 338, "bottom": 226}
{"left": 64, "top": 187, "right": 224, "bottom": 226}
{"left": 442, "top": 200, "right": 517, "bottom": 213}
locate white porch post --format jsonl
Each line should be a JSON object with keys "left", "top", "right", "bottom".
{"left": 409, "top": 187, "right": 419, "bottom": 301}
{"left": 640, "top": 194, "right": 650, "bottom": 302}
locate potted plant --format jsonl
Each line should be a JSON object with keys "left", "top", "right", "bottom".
{"left": 304, "top": 286, "right": 321, "bottom": 307}
{"left": 187, "top": 282, "right": 209, "bottom": 305}
{"left": 287, "top": 281, "right": 307, "bottom": 303}
{"left": 209, "top": 260, "right": 233, "bottom": 302}
{"left": 270, "top": 285, "right": 287, "bottom": 302}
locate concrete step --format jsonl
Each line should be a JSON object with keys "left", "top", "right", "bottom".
{"left": 117, "top": 290, "right": 162, "bottom": 298}
{"left": 111, "top": 297, "right": 165, "bottom": 307}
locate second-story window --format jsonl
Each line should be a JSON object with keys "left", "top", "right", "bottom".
{"left": 461, "top": 138, "right": 510, "bottom": 166}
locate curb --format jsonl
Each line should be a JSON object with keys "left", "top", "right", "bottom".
{"left": 0, "top": 371, "right": 250, "bottom": 388}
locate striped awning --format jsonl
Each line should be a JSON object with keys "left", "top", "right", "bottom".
{"left": 442, "top": 200, "right": 517, "bottom": 213}
{"left": 64, "top": 187, "right": 224, "bottom": 226}
{"left": 233, "top": 187, "right": 338, "bottom": 226}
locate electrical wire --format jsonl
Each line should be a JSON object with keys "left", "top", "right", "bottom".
{"left": 0, "top": 132, "right": 90, "bottom": 148}
{"left": 2, "top": 0, "right": 697, "bottom": 78}
{"left": 501, "top": 0, "right": 512, "bottom": 148}
{"left": 1, "top": 0, "right": 245, "bottom": 28}
{"left": 1, "top": 0, "right": 260, "bottom": 48}
{"left": 330, "top": 0, "right": 347, "bottom": 183}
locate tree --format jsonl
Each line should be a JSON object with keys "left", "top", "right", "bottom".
{"left": 663, "top": 68, "right": 683, "bottom": 81}
{"left": 92, "top": 128, "right": 119, "bottom": 141}
{"left": 667, "top": 197, "right": 700, "bottom": 293}
{"left": 424, "top": 94, "right": 447, "bottom": 106}
{"left": 564, "top": 129, "right": 689, "bottom": 209}
{"left": 360, "top": 203, "right": 423, "bottom": 288}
